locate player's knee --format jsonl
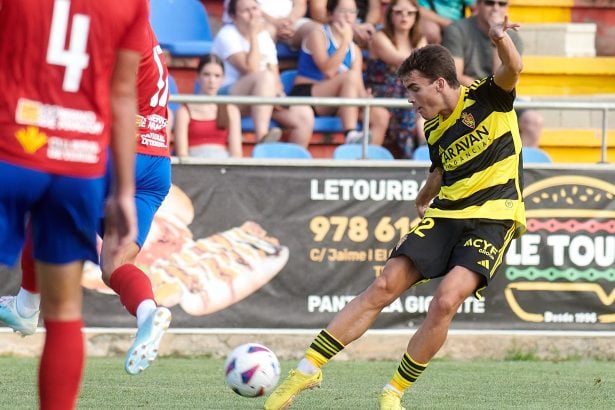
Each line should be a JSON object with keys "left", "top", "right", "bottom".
{"left": 428, "top": 292, "right": 464, "bottom": 318}
{"left": 367, "top": 274, "right": 401, "bottom": 307}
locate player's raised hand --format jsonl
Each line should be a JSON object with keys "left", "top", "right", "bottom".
{"left": 489, "top": 15, "right": 520, "bottom": 43}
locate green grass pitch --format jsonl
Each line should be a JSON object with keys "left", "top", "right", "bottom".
{"left": 0, "top": 357, "right": 613, "bottom": 409}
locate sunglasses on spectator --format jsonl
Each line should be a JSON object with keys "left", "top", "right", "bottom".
{"left": 483, "top": 0, "right": 508, "bottom": 6}
{"left": 392, "top": 9, "right": 418, "bottom": 17}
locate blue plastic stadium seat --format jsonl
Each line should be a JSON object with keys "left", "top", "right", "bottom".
{"left": 280, "top": 69, "right": 297, "bottom": 95}
{"left": 150, "top": 0, "right": 213, "bottom": 57}
{"left": 241, "top": 117, "right": 281, "bottom": 132}
{"left": 333, "top": 144, "right": 394, "bottom": 160}
{"left": 522, "top": 147, "right": 552, "bottom": 163}
{"left": 252, "top": 142, "right": 312, "bottom": 159}
{"left": 276, "top": 42, "right": 299, "bottom": 60}
{"left": 412, "top": 145, "right": 430, "bottom": 161}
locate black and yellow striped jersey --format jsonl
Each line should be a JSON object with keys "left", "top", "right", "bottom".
{"left": 423, "top": 76, "right": 526, "bottom": 237}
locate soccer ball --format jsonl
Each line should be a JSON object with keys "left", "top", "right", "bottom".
{"left": 224, "top": 343, "right": 281, "bottom": 397}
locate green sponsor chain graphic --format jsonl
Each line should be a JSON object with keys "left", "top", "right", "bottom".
{"left": 506, "top": 268, "right": 615, "bottom": 281}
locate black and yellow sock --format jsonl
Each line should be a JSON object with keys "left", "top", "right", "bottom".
{"left": 389, "top": 353, "right": 428, "bottom": 393}
{"left": 304, "top": 329, "right": 345, "bottom": 368}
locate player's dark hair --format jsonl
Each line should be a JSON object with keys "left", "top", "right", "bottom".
{"left": 397, "top": 44, "right": 460, "bottom": 87}
{"left": 197, "top": 54, "right": 224, "bottom": 74}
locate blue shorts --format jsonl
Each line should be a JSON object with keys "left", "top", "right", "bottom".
{"left": 0, "top": 161, "right": 104, "bottom": 266}
{"left": 133, "top": 154, "right": 171, "bottom": 247}
{"left": 102, "top": 154, "right": 171, "bottom": 247}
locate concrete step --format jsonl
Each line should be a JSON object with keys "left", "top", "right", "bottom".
{"left": 510, "top": 0, "right": 615, "bottom": 56}
{"left": 525, "top": 95, "right": 615, "bottom": 129}
{"left": 518, "top": 56, "right": 615, "bottom": 96}
{"left": 519, "top": 23, "right": 596, "bottom": 57}
{"left": 509, "top": 0, "right": 574, "bottom": 24}
{"left": 540, "top": 128, "right": 615, "bottom": 163}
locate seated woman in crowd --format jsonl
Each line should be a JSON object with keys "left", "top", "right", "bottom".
{"left": 213, "top": 0, "right": 313, "bottom": 146}
{"left": 290, "top": 0, "right": 370, "bottom": 144}
{"left": 365, "top": 0, "right": 426, "bottom": 158}
{"left": 222, "top": 0, "right": 318, "bottom": 50}
{"left": 173, "top": 55, "right": 243, "bottom": 158}
{"left": 309, "top": 0, "right": 381, "bottom": 49}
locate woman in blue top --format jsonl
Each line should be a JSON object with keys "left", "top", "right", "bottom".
{"left": 290, "top": 0, "right": 370, "bottom": 144}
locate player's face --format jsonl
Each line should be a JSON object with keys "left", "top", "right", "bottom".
{"left": 401, "top": 70, "right": 441, "bottom": 120}
{"left": 198, "top": 63, "right": 224, "bottom": 96}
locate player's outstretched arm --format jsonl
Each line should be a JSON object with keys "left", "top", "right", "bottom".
{"left": 490, "top": 16, "right": 522, "bottom": 93}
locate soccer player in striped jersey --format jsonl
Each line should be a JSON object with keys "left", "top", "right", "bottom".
{"left": 265, "top": 16, "right": 526, "bottom": 410}
{"left": 0, "top": 0, "right": 146, "bottom": 407}
{"left": 0, "top": 15, "right": 174, "bottom": 376}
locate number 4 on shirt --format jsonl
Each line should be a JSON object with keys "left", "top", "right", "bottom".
{"left": 46, "top": 0, "right": 90, "bottom": 93}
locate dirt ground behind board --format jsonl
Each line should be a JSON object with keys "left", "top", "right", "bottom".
{"left": 1, "top": 331, "right": 613, "bottom": 361}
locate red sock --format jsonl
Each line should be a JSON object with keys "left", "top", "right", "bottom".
{"left": 109, "top": 264, "right": 155, "bottom": 316}
{"left": 39, "top": 320, "right": 84, "bottom": 410}
{"left": 20, "top": 227, "right": 38, "bottom": 293}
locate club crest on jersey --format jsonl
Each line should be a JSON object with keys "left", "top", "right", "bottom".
{"left": 461, "top": 112, "right": 475, "bottom": 129}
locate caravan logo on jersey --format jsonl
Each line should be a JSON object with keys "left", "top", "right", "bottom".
{"left": 441, "top": 125, "right": 490, "bottom": 169}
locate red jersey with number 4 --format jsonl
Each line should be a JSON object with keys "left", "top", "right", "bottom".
{"left": 135, "top": 25, "right": 170, "bottom": 157}
{"left": 0, "top": 0, "right": 149, "bottom": 177}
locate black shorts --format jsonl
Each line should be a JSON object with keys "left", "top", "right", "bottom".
{"left": 390, "top": 217, "right": 516, "bottom": 294}
{"left": 289, "top": 83, "right": 313, "bottom": 97}
{"left": 290, "top": 84, "right": 318, "bottom": 114}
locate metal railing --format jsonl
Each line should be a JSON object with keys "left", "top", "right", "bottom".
{"left": 169, "top": 94, "right": 615, "bottom": 163}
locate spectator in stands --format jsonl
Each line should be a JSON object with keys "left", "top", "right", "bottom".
{"left": 290, "top": 0, "right": 370, "bottom": 144}
{"left": 222, "top": 0, "right": 318, "bottom": 50}
{"left": 518, "top": 108, "right": 544, "bottom": 148}
{"left": 213, "top": 0, "right": 314, "bottom": 145}
{"left": 418, "top": 0, "right": 475, "bottom": 44}
{"left": 174, "top": 55, "right": 243, "bottom": 158}
{"left": 441, "top": 0, "right": 543, "bottom": 133}
{"left": 309, "top": 0, "right": 381, "bottom": 49}
{"left": 366, "top": 0, "right": 427, "bottom": 158}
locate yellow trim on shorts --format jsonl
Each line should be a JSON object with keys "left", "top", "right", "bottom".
{"left": 475, "top": 223, "right": 517, "bottom": 299}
